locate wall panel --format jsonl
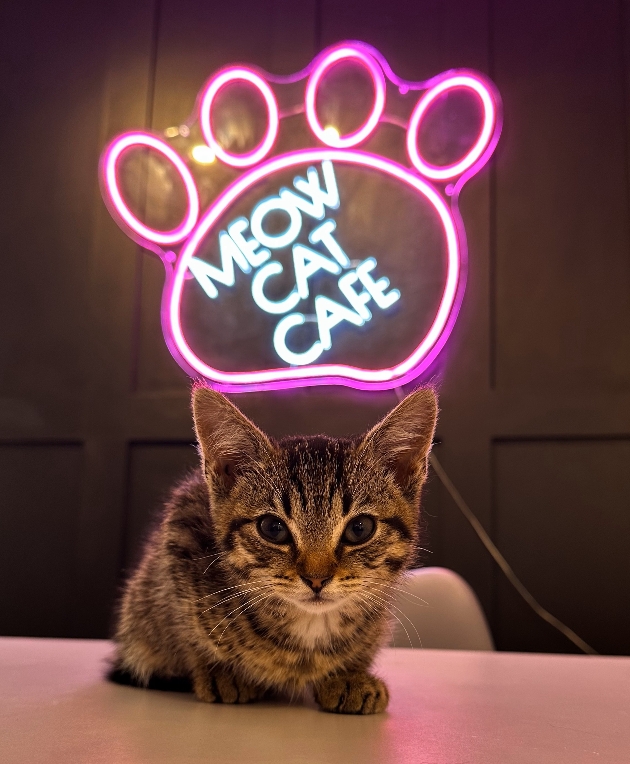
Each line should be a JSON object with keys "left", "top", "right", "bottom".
{"left": 0, "top": 0, "right": 628, "bottom": 654}
{"left": 136, "top": 0, "right": 318, "bottom": 395}
{"left": 320, "top": 0, "right": 489, "bottom": 76}
{"left": 123, "top": 442, "right": 199, "bottom": 571}
{"left": 0, "top": 444, "right": 83, "bottom": 637}
{"left": 0, "top": 1, "right": 115, "bottom": 434}
{"left": 493, "top": 439, "right": 630, "bottom": 654}
{"left": 493, "top": 0, "right": 630, "bottom": 391}
{"left": 320, "top": 0, "right": 498, "bottom": 615}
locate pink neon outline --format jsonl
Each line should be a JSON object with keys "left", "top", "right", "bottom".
{"left": 100, "top": 43, "right": 503, "bottom": 391}
{"left": 165, "top": 149, "right": 460, "bottom": 391}
{"left": 305, "top": 46, "right": 386, "bottom": 148}
{"left": 102, "top": 132, "right": 200, "bottom": 246}
{"left": 406, "top": 74, "right": 497, "bottom": 181}
{"left": 199, "top": 68, "right": 279, "bottom": 168}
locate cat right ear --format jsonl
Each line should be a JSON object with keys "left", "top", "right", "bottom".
{"left": 358, "top": 387, "right": 438, "bottom": 499}
{"left": 191, "top": 384, "right": 274, "bottom": 494}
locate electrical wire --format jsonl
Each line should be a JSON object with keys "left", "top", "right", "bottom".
{"left": 428, "top": 452, "right": 598, "bottom": 655}
{"left": 393, "top": 386, "right": 598, "bottom": 655}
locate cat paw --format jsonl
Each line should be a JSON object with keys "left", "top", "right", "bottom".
{"left": 313, "top": 672, "right": 389, "bottom": 714}
{"left": 192, "top": 667, "right": 264, "bottom": 704}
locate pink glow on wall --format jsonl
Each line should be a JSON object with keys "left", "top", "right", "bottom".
{"left": 199, "top": 67, "right": 279, "bottom": 167}
{"left": 101, "top": 132, "right": 200, "bottom": 246}
{"left": 305, "top": 45, "right": 386, "bottom": 148}
{"left": 99, "top": 41, "right": 502, "bottom": 392}
{"left": 406, "top": 74, "right": 497, "bottom": 181}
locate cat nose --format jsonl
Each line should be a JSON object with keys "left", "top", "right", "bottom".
{"left": 300, "top": 575, "right": 332, "bottom": 594}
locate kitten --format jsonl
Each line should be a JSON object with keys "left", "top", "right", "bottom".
{"left": 109, "top": 385, "right": 437, "bottom": 714}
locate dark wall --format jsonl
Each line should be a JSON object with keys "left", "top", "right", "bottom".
{"left": 1, "top": 0, "right": 629, "bottom": 655}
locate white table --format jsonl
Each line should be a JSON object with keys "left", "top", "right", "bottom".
{"left": 1, "top": 638, "right": 628, "bottom": 763}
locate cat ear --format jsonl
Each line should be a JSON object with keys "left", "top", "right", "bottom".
{"left": 192, "top": 384, "right": 274, "bottom": 493}
{"left": 358, "top": 388, "right": 438, "bottom": 497}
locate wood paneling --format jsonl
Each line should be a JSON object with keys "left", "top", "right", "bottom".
{"left": 493, "top": 0, "right": 630, "bottom": 391}
{"left": 1, "top": 0, "right": 629, "bottom": 653}
{"left": 317, "top": 0, "right": 498, "bottom": 614}
{"left": 320, "top": 0, "right": 489, "bottom": 76}
{"left": 136, "top": 0, "right": 318, "bottom": 395}
{"left": 0, "top": 1, "right": 109, "bottom": 433}
{"left": 123, "top": 442, "right": 198, "bottom": 570}
{"left": 0, "top": 444, "right": 83, "bottom": 636}
{"left": 493, "top": 439, "right": 630, "bottom": 654}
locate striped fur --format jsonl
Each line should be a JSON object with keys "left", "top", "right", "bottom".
{"left": 110, "top": 387, "right": 437, "bottom": 714}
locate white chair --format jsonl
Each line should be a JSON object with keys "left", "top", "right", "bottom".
{"left": 388, "top": 567, "right": 494, "bottom": 650}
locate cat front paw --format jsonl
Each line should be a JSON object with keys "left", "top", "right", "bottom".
{"left": 192, "top": 667, "right": 265, "bottom": 704}
{"left": 314, "top": 672, "right": 389, "bottom": 714}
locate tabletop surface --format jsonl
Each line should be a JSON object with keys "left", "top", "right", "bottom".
{"left": 0, "top": 638, "right": 628, "bottom": 764}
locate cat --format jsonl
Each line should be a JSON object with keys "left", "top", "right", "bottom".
{"left": 109, "top": 384, "right": 437, "bottom": 714}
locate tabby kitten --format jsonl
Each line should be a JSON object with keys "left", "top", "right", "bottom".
{"left": 110, "top": 385, "right": 437, "bottom": 714}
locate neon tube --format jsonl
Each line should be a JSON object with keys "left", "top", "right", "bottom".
{"left": 305, "top": 46, "right": 386, "bottom": 148}
{"left": 102, "top": 132, "right": 199, "bottom": 245}
{"left": 165, "top": 149, "right": 460, "bottom": 390}
{"left": 100, "top": 42, "right": 503, "bottom": 392}
{"left": 199, "top": 67, "right": 279, "bottom": 168}
{"left": 406, "top": 74, "right": 497, "bottom": 181}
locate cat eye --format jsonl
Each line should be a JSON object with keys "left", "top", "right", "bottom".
{"left": 257, "top": 515, "right": 291, "bottom": 545}
{"left": 342, "top": 515, "right": 376, "bottom": 545}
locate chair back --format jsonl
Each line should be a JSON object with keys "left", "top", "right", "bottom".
{"left": 389, "top": 567, "right": 495, "bottom": 650}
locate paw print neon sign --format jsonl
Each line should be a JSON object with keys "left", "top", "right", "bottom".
{"left": 100, "top": 42, "right": 502, "bottom": 392}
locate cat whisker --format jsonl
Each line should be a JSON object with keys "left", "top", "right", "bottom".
{"left": 354, "top": 592, "right": 389, "bottom": 627}
{"left": 250, "top": 466, "right": 284, "bottom": 501}
{"left": 194, "top": 580, "right": 266, "bottom": 602}
{"left": 202, "top": 556, "right": 226, "bottom": 574}
{"left": 368, "top": 581, "right": 430, "bottom": 607}
{"left": 362, "top": 593, "right": 415, "bottom": 649}
{"left": 200, "top": 584, "right": 275, "bottom": 613}
{"left": 216, "top": 595, "right": 273, "bottom": 648}
{"left": 211, "top": 593, "right": 277, "bottom": 652}
{"left": 193, "top": 551, "right": 227, "bottom": 561}
{"left": 215, "top": 608, "right": 253, "bottom": 648}
{"left": 363, "top": 588, "right": 423, "bottom": 648}
{"left": 354, "top": 594, "right": 395, "bottom": 643}
{"left": 371, "top": 592, "right": 424, "bottom": 649}
{"left": 208, "top": 591, "right": 275, "bottom": 639}
{"left": 352, "top": 595, "right": 377, "bottom": 620}
{"left": 379, "top": 591, "right": 430, "bottom": 611}
{"left": 353, "top": 594, "right": 384, "bottom": 624}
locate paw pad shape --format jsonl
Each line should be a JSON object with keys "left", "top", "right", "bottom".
{"left": 100, "top": 42, "right": 502, "bottom": 391}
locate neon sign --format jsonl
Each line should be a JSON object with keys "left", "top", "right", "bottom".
{"left": 187, "top": 160, "right": 399, "bottom": 366}
{"left": 100, "top": 41, "right": 502, "bottom": 392}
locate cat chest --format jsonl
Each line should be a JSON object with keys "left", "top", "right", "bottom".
{"left": 211, "top": 610, "right": 360, "bottom": 684}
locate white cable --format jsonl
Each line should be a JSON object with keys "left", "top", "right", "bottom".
{"left": 393, "top": 387, "right": 598, "bottom": 655}
{"left": 428, "top": 452, "right": 598, "bottom": 655}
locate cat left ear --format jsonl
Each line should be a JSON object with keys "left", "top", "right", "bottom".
{"left": 358, "top": 388, "right": 438, "bottom": 498}
{"left": 192, "top": 384, "right": 275, "bottom": 494}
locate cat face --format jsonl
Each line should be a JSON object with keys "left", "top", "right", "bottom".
{"left": 192, "top": 387, "right": 437, "bottom": 614}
